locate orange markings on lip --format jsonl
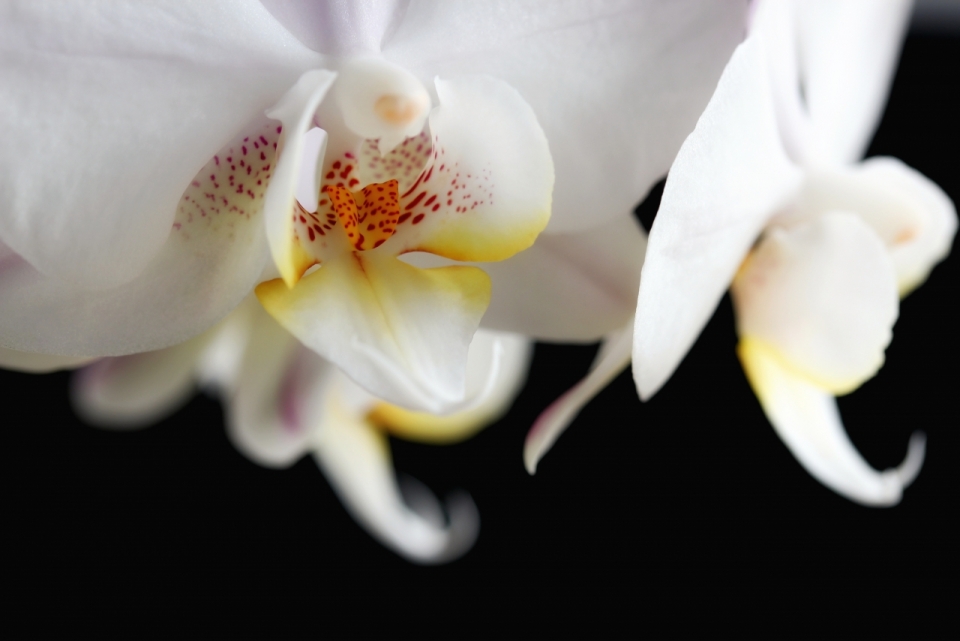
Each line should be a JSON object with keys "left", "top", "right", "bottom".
{"left": 323, "top": 179, "right": 401, "bottom": 251}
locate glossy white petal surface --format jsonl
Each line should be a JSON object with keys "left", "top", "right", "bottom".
{"left": 733, "top": 213, "right": 898, "bottom": 394}
{"left": 525, "top": 320, "right": 633, "bottom": 474}
{"left": 258, "top": 253, "right": 490, "bottom": 412}
{"left": 384, "top": 0, "right": 749, "bottom": 233}
{"left": 479, "top": 212, "right": 646, "bottom": 341}
{"left": 739, "top": 338, "right": 925, "bottom": 506}
{"left": 634, "top": 37, "right": 802, "bottom": 400}
{"left": 0, "top": 1, "right": 320, "bottom": 289}
{"left": 313, "top": 386, "right": 479, "bottom": 564}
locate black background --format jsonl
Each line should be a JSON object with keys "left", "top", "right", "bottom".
{"left": 3, "top": 34, "right": 957, "bottom": 638}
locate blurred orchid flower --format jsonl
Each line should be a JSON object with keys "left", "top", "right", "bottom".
{"left": 72, "top": 297, "right": 532, "bottom": 563}
{"left": 0, "top": 0, "right": 748, "bottom": 412}
{"left": 631, "top": 0, "right": 956, "bottom": 505}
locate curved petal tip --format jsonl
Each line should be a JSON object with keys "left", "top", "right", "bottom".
{"left": 524, "top": 322, "right": 633, "bottom": 475}
{"left": 896, "top": 431, "right": 926, "bottom": 489}
{"left": 398, "top": 477, "right": 480, "bottom": 565}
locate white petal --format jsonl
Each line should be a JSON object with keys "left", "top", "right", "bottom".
{"left": 368, "top": 330, "right": 532, "bottom": 444}
{"left": 387, "top": 75, "right": 553, "bottom": 264}
{"left": 257, "top": 252, "right": 491, "bottom": 412}
{"left": 749, "top": 0, "right": 815, "bottom": 164}
{"left": 524, "top": 321, "right": 633, "bottom": 474}
{"left": 225, "top": 305, "right": 327, "bottom": 468}
{"left": 733, "top": 213, "right": 898, "bottom": 394}
{"left": 384, "top": 0, "right": 750, "bottom": 233}
{"left": 0, "top": 120, "right": 274, "bottom": 356}
{"left": 70, "top": 332, "right": 212, "bottom": 429}
{"left": 0, "top": 1, "right": 321, "bottom": 289}
{"left": 778, "top": 158, "right": 957, "bottom": 295}
{"left": 295, "top": 127, "right": 329, "bottom": 215}
{"left": 312, "top": 389, "right": 479, "bottom": 564}
{"left": 795, "top": 0, "right": 913, "bottom": 165}
{"left": 260, "top": 0, "right": 409, "bottom": 55}
{"left": 264, "top": 70, "right": 338, "bottom": 287}
{"left": 738, "top": 338, "right": 925, "bottom": 506}
{"left": 633, "top": 36, "right": 803, "bottom": 400}
{"left": 0, "top": 347, "right": 92, "bottom": 374}
{"left": 479, "top": 212, "right": 646, "bottom": 341}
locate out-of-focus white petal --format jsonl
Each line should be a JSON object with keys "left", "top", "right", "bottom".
{"left": 257, "top": 253, "right": 490, "bottom": 412}
{"left": 264, "top": 70, "right": 338, "bottom": 287}
{"left": 225, "top": 305, "right": 327, "bottom": 468}
{"left": 634, "top": 36, "right": 803, "bottom": 400}
{"left": 0, "top": 347, "right": 92, "bottom": 374}
{"left": 194, "top": 297, "right": 261, "bottom": 394}
{"left": 479, "top": 212, "right": 646, "bottom": 341}
{"left": 0, "top": 120, "right": 273, "bottom": 356}
{"left": 313, "top": 387, "right": 479, "bottom": 564}
{"left": 750, "top": 0, "right": 817, "bottom": 164}
{"left": 733, "top": 213, "right": 898, "bottom": 394}
{"left": 525, "top": 321, "right": 633, "bottom": 474}
{"left": 388, "top": 75, "right": 553, "bottom": 264}
{"left": 778, "top": 158, "right": 957, "bottom": 296}
{"left": 0, "top": 1, "right": 321, "bottom": 289}
{"left": 260, "top": 0, "right": 409, "bottom": 55}
{"left": 738, "top": 338, "right": 925, "bottom": 506}
{"left": 70, "top": 332, "right": 212, "bottom": 429}
{"left": 334, "top": 58, "right": 430, "bottom": 154}
{"left": 369, "top": 330, "right": 532, "bottom": 444}
{"left": 795, "top": 0, "right": 913, "bottom": 165}
{"left": 384, "top": 0, "right": 749, "bottom": 233}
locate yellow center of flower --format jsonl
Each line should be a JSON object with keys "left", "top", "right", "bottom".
{"left": 323, "top": 179, "right": 401, "bottom": 251}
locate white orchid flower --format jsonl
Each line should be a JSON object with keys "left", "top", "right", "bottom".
{"left": 72, "top": 296, "right": 532, "bottom": 563}
{"left": 0, "top": 1, "right": 749, "bottom": 413}
{"left": 632, "top": 0, "right": 956, "bottom": 505}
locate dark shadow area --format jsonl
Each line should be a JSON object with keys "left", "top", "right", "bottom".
{"left": 635, "top": 177, "right": 666, "bottom": 232}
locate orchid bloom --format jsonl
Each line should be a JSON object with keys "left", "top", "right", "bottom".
{"left": 71, "top": 296, "right": 532, "bottom": 563}
{"left": 631, "top": 0, "right": 956, "bottom": 505}
{"left": 0, "top": 1, "right": 749, "bottom": 414}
